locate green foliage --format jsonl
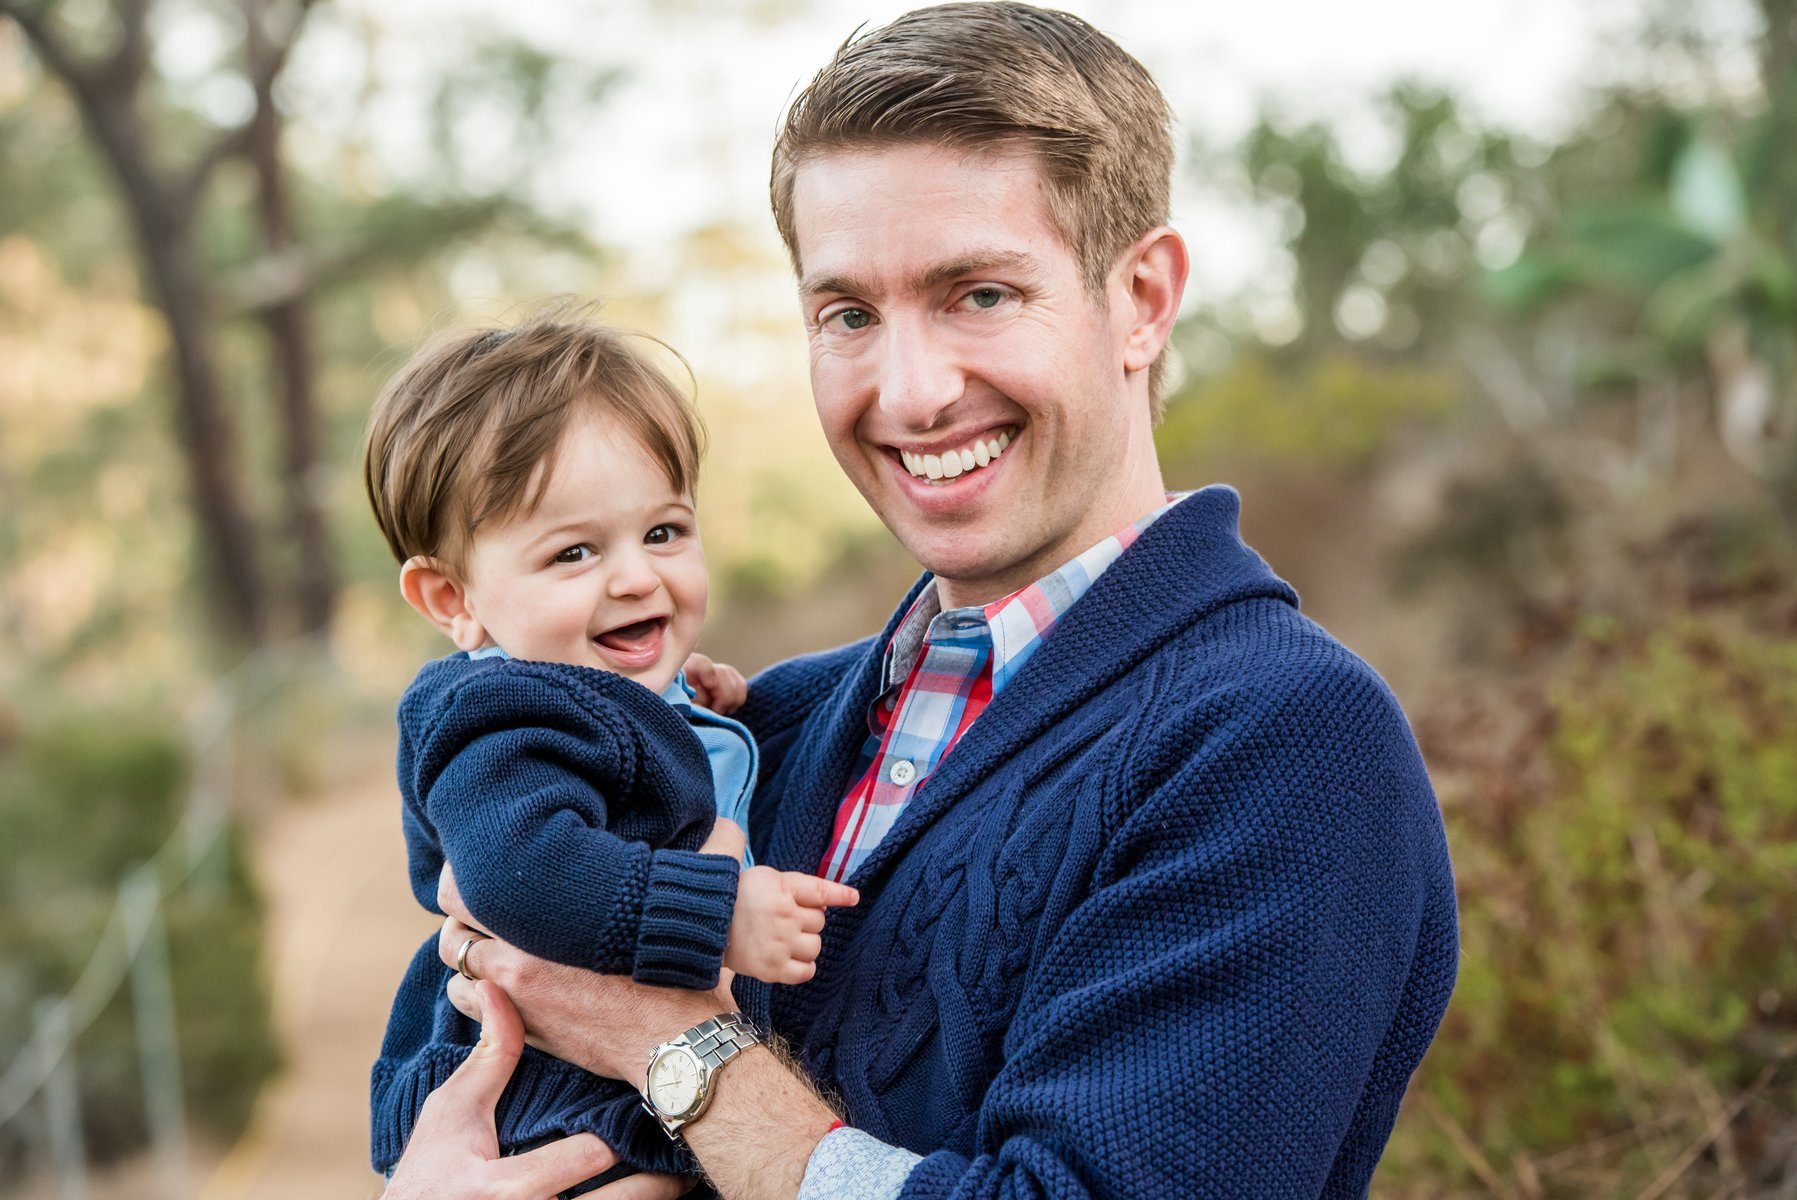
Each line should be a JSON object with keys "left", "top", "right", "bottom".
{"left": 1383, "top": 598, "right": 1797, "bottom": 1195}
{"left": 1230, "top": 83, "right": 1519, "bottom": 357}
{"left": 1157, "top": 351, "right": 1460, "bottom": 474}
{"left": 0, "top": 705, "right": 280, "bottom": 1170}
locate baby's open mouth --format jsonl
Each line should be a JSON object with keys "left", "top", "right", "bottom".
{"left": 594, "top": 617, "right": 666, "bottom": 655}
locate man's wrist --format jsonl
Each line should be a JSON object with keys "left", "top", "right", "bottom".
{"left": 615, "top": 986, "right": 738, "bottom": 1089}
{"left": 641, "top": 1012, "right": 763, "bottom": 1138}
{"left": 679, "top": 1044, "right": 842, "bottom": 1200}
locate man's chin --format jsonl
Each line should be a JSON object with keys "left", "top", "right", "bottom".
{"left": 907, "top": 539, "right": 1035, "bottom": 607}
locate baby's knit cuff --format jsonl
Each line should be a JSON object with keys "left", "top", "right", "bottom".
{"left": 633, "top": 849, "right": 740, "bottom": 988}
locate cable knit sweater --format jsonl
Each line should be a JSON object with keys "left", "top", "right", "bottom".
{"left": 369, "top": 656, "right": 739, "bottom": 1181}
{"left": 733, "top": 486, "right": 1459, "bottom": 1199}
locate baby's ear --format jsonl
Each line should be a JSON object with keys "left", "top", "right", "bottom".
{"left": 400, "top": 557, "right": 487, "bottom": 652}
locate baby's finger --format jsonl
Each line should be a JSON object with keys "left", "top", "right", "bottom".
{"left": 777, "top": 959, "right": 819, "bottom": 986}
{"left": 798, "top": 906, "right": 826, "bottom": 934}
{"left": 717, "top": 666, "right": 748, "bottom": 712}
{"left": 793, "top": 932, "right": 823, "bottom": 962}
{"left": 785, "top": 873, "right": 860, "bottom": 910}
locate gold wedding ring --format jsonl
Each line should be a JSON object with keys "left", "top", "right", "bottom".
{"left": 455, "top": 934, "right": 488, "bottom": 981}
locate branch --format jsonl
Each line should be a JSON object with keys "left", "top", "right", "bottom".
{"left": 1629, "top": 1062, "right": 1780, "bottom": 1200}
{"left": 0, "top": 2, "right": 100, "bottom": 99}
{"left": 108, "top": 0, "right": 150, "bottom": 87}
{"left": 183, "top": 0, "right": 322, "bottom": 206}
{"left": 245, "top": 0, "right": 322, "bottom": 94}
{"left": 182, "top": 120, "right": 258, "bottom": 205}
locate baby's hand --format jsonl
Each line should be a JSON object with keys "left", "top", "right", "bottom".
{"left": 726, "top": 867, "right": 859, "bottom": 985}
{"left": 683, "top": 653, "right": 748, "bottom": 714}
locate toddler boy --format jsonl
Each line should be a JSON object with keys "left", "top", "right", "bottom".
{"left": 361, "top": 312, "right": 856, "bottom": 1189}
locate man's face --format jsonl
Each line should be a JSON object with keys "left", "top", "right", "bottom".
{"left": 792, "top": 143, "right": 1164, "bottom": 608}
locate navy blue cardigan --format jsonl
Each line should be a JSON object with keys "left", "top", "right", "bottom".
{"left": 732, "top": 486, "right": 1459, "bottom": 1199}
{"left": 370, "top": 657, "right": 738, "bottom": 1178}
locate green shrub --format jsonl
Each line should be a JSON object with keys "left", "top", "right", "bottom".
{"left": 1381, "top": 612, "right": 1797, "bottom": 1196}
{"left": 0, "top": 705, "right": 281, "bottom": 1173}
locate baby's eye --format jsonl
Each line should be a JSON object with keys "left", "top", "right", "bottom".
{"left": 644, "top": 524, "right": 684, "bottom": 546}
{"left": 551, "top": 544, "right": 594, "bottom": 565}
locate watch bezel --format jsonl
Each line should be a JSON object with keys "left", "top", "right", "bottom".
{"left": 646, "top": 1042, "right": 710, "bottom": 1124}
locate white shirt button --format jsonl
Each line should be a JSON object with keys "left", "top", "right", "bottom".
{"left": 888, "top": 759, "right": 917, "bottom": 786}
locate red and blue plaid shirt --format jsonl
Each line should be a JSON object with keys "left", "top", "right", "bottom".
{"left": 819, "top": 494, "right": 1189, "bottom": 882}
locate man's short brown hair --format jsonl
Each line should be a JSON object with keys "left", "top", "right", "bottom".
{"left": 363, "top": 310, "right": 704, "bottom": 574}
{"left": 769, "top": 1, "right": 1173, "bottom": 296}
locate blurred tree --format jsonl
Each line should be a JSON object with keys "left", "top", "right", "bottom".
{"left": 0, "top": 0, "right": 329, "bottom": 645}
{"left": 0, "top": 0, "right": 610, "bottom": 665}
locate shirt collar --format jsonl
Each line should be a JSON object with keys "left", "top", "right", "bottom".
{"left": 880, "top": 492, "right": 1190, "bottom": 692}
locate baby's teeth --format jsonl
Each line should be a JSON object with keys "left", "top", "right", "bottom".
{"left": 924, "top": 454, "right": 943, "bottom": 480}
{"left": 973, "top": 441, "right": 991, "bottom": 467}
{"left": 942, "top": 452, "right": 963, "bottom": 478}
{"left": 958, "top": 448, "right": 975, "bottom": 471}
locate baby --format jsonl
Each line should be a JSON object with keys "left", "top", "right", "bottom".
{"left": 361, "top": 312, "right": 856, "bottom": 1189}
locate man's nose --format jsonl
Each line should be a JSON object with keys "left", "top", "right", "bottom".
{"left": 877, "top": 320, "right": 964, "bottom": 430}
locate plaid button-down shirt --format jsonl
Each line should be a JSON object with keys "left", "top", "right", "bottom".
{"left": 819, "top": 494, "right": 1188, "bottom": 882}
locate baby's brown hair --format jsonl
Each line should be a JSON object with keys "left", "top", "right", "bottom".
{"left": 364, "top": 309, "right": 704, "bottom": 575}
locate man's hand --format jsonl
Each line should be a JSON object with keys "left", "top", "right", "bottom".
{"left": 683, "top": 652, "right": 748, "bottom": 714}
{"left": 382, "top": 980, "right": 689, "bottom": 1200}
{"left": 725, "top": 868, "right": 859, "bottom": 985}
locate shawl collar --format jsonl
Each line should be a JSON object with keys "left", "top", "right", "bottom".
{"left": 830, "top": 486, "right": 1298, "bottom": 894}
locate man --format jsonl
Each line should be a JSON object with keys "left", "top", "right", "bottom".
{"left": 386, "top": 5, "right": 1458, "bottom": 1197}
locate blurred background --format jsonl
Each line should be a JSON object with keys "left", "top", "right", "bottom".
{"left": 1, "top": 0, "right": 1794, "bottom": 1195}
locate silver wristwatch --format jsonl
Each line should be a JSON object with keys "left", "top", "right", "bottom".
{"left": 641, "top": 1012, "right": 762, "bottom": 1138}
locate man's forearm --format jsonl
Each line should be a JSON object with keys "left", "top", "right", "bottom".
{"left": 683, "top": 1046, "right": 839, "bottom": 1200}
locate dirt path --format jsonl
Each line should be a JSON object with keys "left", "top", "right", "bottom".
{"left": 197, "top": 765, "right": 430, "bottom": 1200}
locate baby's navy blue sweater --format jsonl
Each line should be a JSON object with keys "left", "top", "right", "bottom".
{"left": 369, "top": 657, "right": 739, "bottom": 1180}
{"left": 733, "top": 486, "right": 1460, "bottom": 1198}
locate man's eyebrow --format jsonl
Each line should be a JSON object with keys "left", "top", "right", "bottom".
{"left": 799, "top": 249, "right": 1040, "bottom": 301}
{"left": 917, "top": 250, "right": 1038, "bottom": 291}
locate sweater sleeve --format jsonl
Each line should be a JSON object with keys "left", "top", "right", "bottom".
{"left": 897, "top": 659, "right": 1459, "bottom": 1200}
{"left": 414, "top": 667, "right": 740, "bottom": 989}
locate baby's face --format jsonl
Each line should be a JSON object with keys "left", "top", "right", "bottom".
{"left": 458, "top": 413, "right": 707, "bottom": 694}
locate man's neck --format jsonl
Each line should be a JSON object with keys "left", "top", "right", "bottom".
{"left": 934, "top": 474, "right": 1169, "bottom": 612}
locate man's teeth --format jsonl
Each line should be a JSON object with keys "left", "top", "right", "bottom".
{"left": 900, "top": 430, "right": 1013, "bottom": 480}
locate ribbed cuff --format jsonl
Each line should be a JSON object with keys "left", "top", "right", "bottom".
{"left": 633, "top": 850, "right": 739, "bottom": 988}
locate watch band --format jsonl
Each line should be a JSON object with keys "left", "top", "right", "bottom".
{"left": 643, "top": 1012, "right": 763, "bottom": 1138}
{"left": 683, "top": 1012, "right": 760, "bottom": 1072}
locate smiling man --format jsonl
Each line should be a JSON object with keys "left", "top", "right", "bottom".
{"left": 386, "top": 5, "right": 1458, "bottom": 1199}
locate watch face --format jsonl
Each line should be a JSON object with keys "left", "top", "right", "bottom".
{"left": 649, "top": 1046, "right": 703, "bottom": 1116}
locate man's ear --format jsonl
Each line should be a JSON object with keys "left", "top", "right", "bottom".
{"left": 1117, "top": 226, "right": 1189, "bottom": 376}
{"left": 400, "top": 557, "right": 488, "bottom": 652}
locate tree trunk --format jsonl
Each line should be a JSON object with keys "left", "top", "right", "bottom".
{"left": 246, "top": 0, "right": 334, "bottom": 636}
{"left": 51, "top": 25, "right": 270, "bottom": 645}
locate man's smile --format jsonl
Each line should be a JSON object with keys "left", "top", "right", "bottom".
{"left": 894, "top": 426, "right": 1016, "bottom": 482}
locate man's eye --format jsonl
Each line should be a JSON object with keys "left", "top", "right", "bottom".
{"left": 551, "top": 545, "right": 593, "bottom": 564}
{"left": 645, "top": 524, "right": 683, "bottom": 545}
{"left": 826, "top": 307, "right": 873, "bottom": 331}
{"left": 964, "top": 287, "right": 1007, "bottom": 310}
